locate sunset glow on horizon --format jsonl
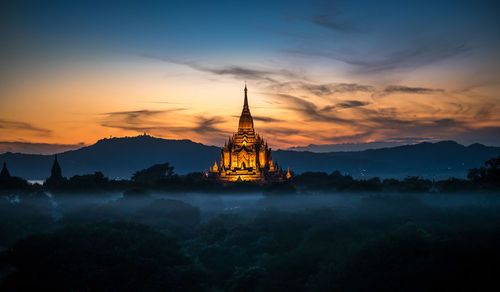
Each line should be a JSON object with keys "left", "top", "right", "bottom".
{"left": 1, "top": 0, "right": 500, "bottom": 153}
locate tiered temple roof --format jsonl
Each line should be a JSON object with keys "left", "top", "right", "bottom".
{"left": 208, "top": 85, "right": 286, "bottom": 182}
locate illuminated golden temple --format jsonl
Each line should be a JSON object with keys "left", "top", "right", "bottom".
{"left": 208, "top": 85, "right": 290, "bottom": 182}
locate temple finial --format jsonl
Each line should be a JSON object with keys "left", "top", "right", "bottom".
{"left": 243, "top": 83, "right": 248, "bottom": 109}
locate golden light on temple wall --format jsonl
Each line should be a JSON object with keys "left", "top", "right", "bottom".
{"left": 208, "top": 85, "right": 288, "bottom": 182}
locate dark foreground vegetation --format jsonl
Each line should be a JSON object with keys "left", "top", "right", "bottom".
{"left": 0, "top": 156, "right": 499, "bottom": 291}
{"left": 1, "top": 193, "right": 500, "bottom": 291}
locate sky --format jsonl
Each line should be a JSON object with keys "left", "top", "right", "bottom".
{"left": 1, "top": 0, "right": 500, "bottom": 153}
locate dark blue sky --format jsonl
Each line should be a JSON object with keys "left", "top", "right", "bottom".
{"left": 5, "top": 0, "right": 499, "bottom": 59}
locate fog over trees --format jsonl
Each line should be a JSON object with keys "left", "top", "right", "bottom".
{"left": 0, "top": 156, "right": 499, "bottom": 291}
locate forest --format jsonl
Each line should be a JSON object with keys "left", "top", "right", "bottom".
{"left": 0, "top": 156, "right": 499, "bottom": 291}
{"left": 1, "top": 155, "right": 499, "bottom": 196}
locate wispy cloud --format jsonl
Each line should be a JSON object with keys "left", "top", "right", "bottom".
{"left": 284, "top": 0, "right": 360, "bottom": 34}
{"left": 140, "top": 53, "right": 300, "bottom": 82}
{"left": 100, "top": 109, "right": 184, "bottom": 133}
{"left": 253, "top": 115, "right": 282, "bottom": 123}
{"left": 269, "top": 92, "right": 468, "bottom": 136}
{"left": 100, "top": 108, "right": 229, "bottom": 143}
{"left": 320, "top": 131, "right": 373, "bottom": 143}
{"left": 191, "top": 116, "right": 226, "bottom": 135}
{"left": 382, "top": 85, "right": 445, "bottom": 95}
{"left": 101, "top": 109, "right": 181, "bottom": 133}
{"left": 320, "top": 100, "right": 370, "bottom": 113}
{"left": 386, "top": 137, "right": 433, "bottom": 143}
{"left": 287, "top": 40, "right": 469, "bottom": 74}
{"left": 336, "top": 100, "right": 370, "bottom": 108}
{"left": 273, "top": 93, "right": 351, "bottom": 124}
{"left": 231, "top": 115, "right": 282, "bottom": 123}
{"left": 0, "top": 141, "right": 85, "bottom": 155}
{"left": 270, "top": 81, "right": 374, "bottom": 97}
{"left": 349, "top": 42, "right": 468, "bottom": 73}
{"left": 260, "top": 126, "right": 302, "bottom": 136}
{"left": 103, "top": 109, "right": 170, "bottom": 123}
{"left": 0, "top": 119, "right": 52, "bottom": 135}
{"left": 310, "top": 11, "right": 360, "bottom": 33}
{"left": 264, "top": 88, "right": 483, "bottom": 146}
{"left": 474, "top": 104, "right": 495, "bottom": 120}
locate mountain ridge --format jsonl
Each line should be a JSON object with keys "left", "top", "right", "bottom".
{"left": 1, "top": 135, "right": 499, "bottom": 180}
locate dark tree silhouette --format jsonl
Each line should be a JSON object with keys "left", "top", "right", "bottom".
{"left": 132, "top": 162, "right": 175, "bottom": 186}
{"left": 468, "top": 156, "right": 500, "bottom": 188}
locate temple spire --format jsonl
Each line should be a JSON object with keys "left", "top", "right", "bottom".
{"left": 243, "top": 82, "right": 248, "bottom": 110}
{"left": 51, "top": 154, "right": 62, "bottom": 179}
{"left": 238, "top": 83, "right": 254, "bottom": 131}
{"left": 0, "top": 162, "right": 10, "bottom": 178}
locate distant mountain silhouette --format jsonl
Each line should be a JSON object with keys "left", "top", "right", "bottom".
{"left": 0, "top": 135, "right": 220, "bottom": 180}
{"left": 0, "top": 141, "right": 84, "bottom": 155}
{"left": 287, "top": 141, "right": 424, "bottom": 152}
{"left": 275, "top": 141, "right": 500, "bottom": 178}
{"left": 1, "top": 136, "right": 499, "bottom": 180}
